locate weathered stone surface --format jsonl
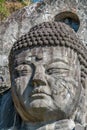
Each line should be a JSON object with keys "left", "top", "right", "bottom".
{"left": 0, "top": 0, "right": 87, "bottom": 90}
{"left": 0, "top": 0, "right": 87, "bottom": 130}
{"left": 75, "top": 124, "right": 84, "bottom": 130}
{"left": 1, "top": 21, "right": 85, "bottom": 129}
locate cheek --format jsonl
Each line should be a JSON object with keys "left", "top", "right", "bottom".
{"left": 54, "top": 81, "right": 77, "bottom": 104}
{"left": 14, "top": 76, "right": 31, "bottom": 95}
{"left": 46, "top": 76, "right": 66, "bottom": 98}
{"left": 52, "top": 81, "right": 68, "bottom": 99}
{"left": 47, "top": 77, "right": 72, "bottom": 101}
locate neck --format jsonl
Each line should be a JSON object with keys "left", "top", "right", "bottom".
{"left": 21, "top": 119, "right": 75, "bottom": 130}
{"left": 21, "top": 120, "right": 54, "bottom": 130}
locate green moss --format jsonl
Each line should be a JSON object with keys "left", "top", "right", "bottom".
{"left": 0, "top": 0, "right": 9, "bottom": 21}
{"left": 19, "top": 0, "right": 32, "bottom": 6}
{"left": 0, "top": 0, "right": 33, "bottom": 21}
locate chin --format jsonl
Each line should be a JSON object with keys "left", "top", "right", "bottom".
{"left": 29, "top": 99, "right": 49, "bottom": 108}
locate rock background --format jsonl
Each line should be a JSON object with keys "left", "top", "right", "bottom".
{"left": 0, "top": 0, "right": 87, "bottom": 91}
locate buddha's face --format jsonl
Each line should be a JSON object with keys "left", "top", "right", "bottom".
{"left": 11, "top": 46, "right": 81, "bottom": 121}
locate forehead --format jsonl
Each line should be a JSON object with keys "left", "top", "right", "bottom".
{"left": 15, "top": 46, "right": 78, "bottom": 65}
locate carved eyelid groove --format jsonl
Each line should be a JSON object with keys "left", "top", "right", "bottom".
{"left": 46, "top": 61, "right": 70, "bottom": 70}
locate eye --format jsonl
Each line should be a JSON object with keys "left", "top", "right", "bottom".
{"left": 46, "top": 67, "right": 69, "bottom": 75}
{"left": 46, "top": 68, "right": 59, "bottom": 75}
{"left": 14, "top": 65, "right": 32, "bottom": 77}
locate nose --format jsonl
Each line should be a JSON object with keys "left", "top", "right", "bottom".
{"left": 32, "top": 65, "right": 47, "bottom": 87}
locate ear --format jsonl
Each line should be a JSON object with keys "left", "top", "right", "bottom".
{"left": 80, "top": 77, "right": 87, "bottom": 125}
{"left": 84, "top": 77, "right": 87, "bottom": 107}
{"left": 83, "top": 77, "right": 87, "bottom": 91}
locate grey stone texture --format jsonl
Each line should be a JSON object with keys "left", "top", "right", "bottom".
{"left": 0, "top": 0, "right": 87, "bottom": 90}
{"left": 75, "top": 124, "right": 84, "bottom": 130}
{"left": 3, "top": 21, "right": 86, "bottom": 129}
{"left": 0, "top": 0, "right": 87, "bottom": 130}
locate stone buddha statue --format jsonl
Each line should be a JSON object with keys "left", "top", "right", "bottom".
{"left": 0, "top": 21, "right": 87, "bottom": 130}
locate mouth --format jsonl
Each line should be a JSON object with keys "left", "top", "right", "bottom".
{"left": 30, "top": 92, "right": 51, "bottom": 99}
{"left": 31, "top": 93, "right": 46, "bottom": 99}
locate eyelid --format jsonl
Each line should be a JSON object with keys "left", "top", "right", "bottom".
{"left": 45, "top": 67, "right": 69, "bottom": 76}
{"left": 47, "top": 67, "right": 69, "bottom": 70}
{"left": 46, "top": 64, "right": 70, "bottom": 70}
{"left": 15, "top": 64, "right": 31, "bottom": 71}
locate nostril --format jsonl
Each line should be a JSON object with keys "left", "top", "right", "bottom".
{"left": 32, "top": 79, "right": 46, "bottom": 87}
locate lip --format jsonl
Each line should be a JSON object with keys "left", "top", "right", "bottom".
{"left": 31, "top": 92, "right": 51, "bottom": 99}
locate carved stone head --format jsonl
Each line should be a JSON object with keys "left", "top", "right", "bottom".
{"left": 9, "top": 22, "right": 87, "bottom": 123}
